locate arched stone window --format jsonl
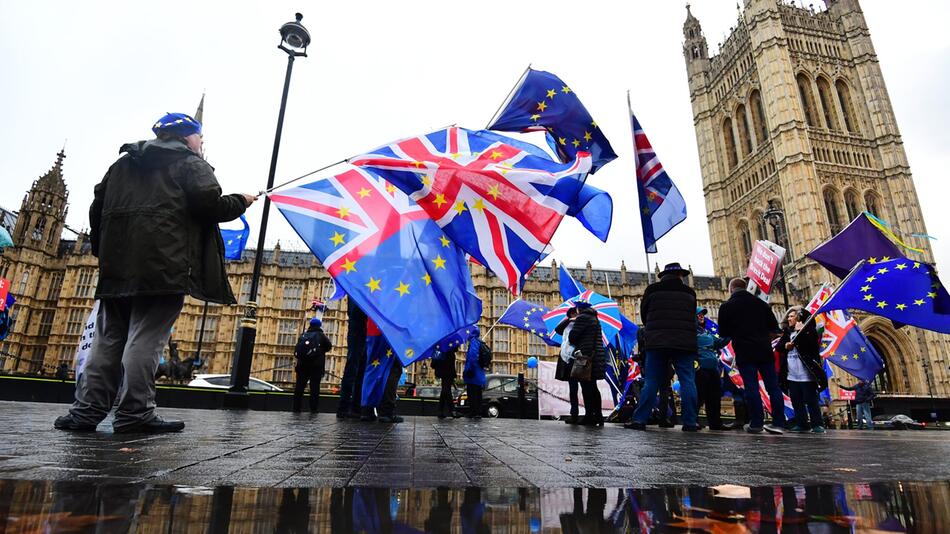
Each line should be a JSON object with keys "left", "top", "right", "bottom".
{"left": 796, "top": 73, "right": 819, "bottom": 127}
{"left": 738, "top": 220, "right": 752, "bottom": 261}
{"left": 753, "top": 210, "right": 769, "bottom": 240}
{"left": 816, "top": 76, "right": 840, "bottom": 130}
{"left": 723, "top": 117, "right": 739, "bottom": 170}
{"left": 823, "top": 187, "right": 843, "bottom": 235}
{"left": 735, "top": 104, "right": 753, "bottom": 156}
{"left": 844, "top": 189, "right": 861, "bottom": 222}
{"left": 864, "top": 190, "right": 882, "bottom": 217}
{"left": 836, "top": 79, "right": 859, "bottom": 134}
{"left": 749, "top": 90, "right": 768, "bottom": 146}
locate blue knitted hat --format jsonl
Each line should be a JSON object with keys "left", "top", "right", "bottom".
{"left": 152, "top": 112, "right": 202, "bottom": 138}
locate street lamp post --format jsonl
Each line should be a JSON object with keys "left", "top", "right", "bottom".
{"left": 763, "top": 201, "right": 791, "bottom": 309}
{"left": 227, "top": 14, "right": 311, "bottom": 405}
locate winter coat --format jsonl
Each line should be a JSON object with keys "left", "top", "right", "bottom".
{"left": 294, "top": 324, "right": 332, "bottom": 373}
{"left": 717, "top": 289, "right": 780, "bottom": 366}
{"left": 463, "top": 339, "right": 487, "bottom": 387}
{"left": 776, "top": 321, "right": 828, "bottom": 392}
{"left": 90, "top": 138, "right": 247, "bottom": 303}
{"left": 432, "top": 346, "right": 458, "bottom": 380}
{"left": 841, "top": 381, "right": 876, "bottom": 404}
{"left": 696, "top": 323, "right": 729, "bottom": 370}
{"left": 567, "top": 308, "right": 606, "bottom": 381}
{"left": 554, "top": 317, "right": 574, "bottom": 382}
{"left": 640, "top": 276, "right": 698, "bottom": 353}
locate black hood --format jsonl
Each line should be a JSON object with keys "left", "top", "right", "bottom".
{"left": 120, "top": 138, "right": 196, "bottom": 170}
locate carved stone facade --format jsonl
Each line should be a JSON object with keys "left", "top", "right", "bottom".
{"left": 684, "top": 0, "right": 949, "bottom": 398}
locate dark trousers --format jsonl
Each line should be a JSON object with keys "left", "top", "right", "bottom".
{"left": 377, "top": 359, "right": 403, "bottom": 417}
{"left": 656, "top": 363, "right": 676, "bottom": 423}
{"left": 438, "top": 377, "right": 454, "bottom": 416}
{"left": 568, "top": 379, "right": 579, "bottom": 418}
{"left": 737, "top": 359, "right": 786, "bottom": 429}
{"left": 580, "top": 380, "right": 602, "bottom": 422}
{"left": 788, "top": 380, "right": 823, "bottom": 429}
{"left": 466, "top": 383, "right": 483, "bottom": 416}
{"left": 696, "top": 368, "right": 723, "bottom": 428}
{"left": 338, "top": 346, "right": 366, "bottom": 415}
{"left": 292, "top": 363, "right": 323, "bottom": 412}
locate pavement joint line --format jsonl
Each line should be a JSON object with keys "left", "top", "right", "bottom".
{"left": 465, "top": 423, "right": 531, "bottom": 486}
{"left": 429, "top": 421, "right": 474, "bottom": 486}
{"left": 139, "top": 433, "right": 301, "bottom": 484}
{"left": 341, "top": 420, "right": 398, "bottom": 487}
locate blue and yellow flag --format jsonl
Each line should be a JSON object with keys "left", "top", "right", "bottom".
{"left": 816, "top": 258, "right": 950, "bottom": 334}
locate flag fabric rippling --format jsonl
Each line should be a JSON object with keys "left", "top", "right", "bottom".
{"left": 630, "top": 111, "right": 687, "bottom": 253}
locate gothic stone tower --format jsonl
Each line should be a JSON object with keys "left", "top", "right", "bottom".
{"left": 684, "top": 0, "right": 949, "bottom": 400}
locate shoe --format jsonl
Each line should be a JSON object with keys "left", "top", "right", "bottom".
{"left": 658, "top": 420, "right": 675, "bottom": 428}
{"left": 335, "top": 412, "right": 347, "bottom": 419}
{"left": 580, "top": 419, "right": 604, "bottom": 427}
{"left": 763, "top": 424, "right": 785, "bottom": 435}
{"left": 54, "top": 414, "right": 97, "bottom": 432}
{"left": 682, "top": 425, "right": 700, "bottom": 432}
{"left": 746, "top": 426, "right": 764, "bottom": 434}
{"left": 788, "top": 425, "right": 809, "bottom": 433}
{"left": 114, "top": 417, "right": 184, "bottom": 434}
{"left": 624, "top": 421, "right": 646, "bottom": 430}
{"left": 563, "top": 416, "right": 580, "bottom": 425}
{"left": 707, "top": 424, "right": 731, "bottom": 431}
{"left": 810, "top": 426, "right": 826, "bottom": 434}
{"left": 378, "top": 415, "right": 404, "bottom": 423}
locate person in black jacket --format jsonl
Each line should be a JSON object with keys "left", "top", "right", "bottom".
{"left": 55, "top": 113, "right": 256, "bottom": 434}
{"left": 776, "top": 307, "right": 827, "bottom": 433}
{"left": 717, "top": 278, "right": 786, "bottom": 434}
{"left": 838, "top": 379, "right": 876, "bottom": 429}
{"left": 567, "top": 301, "right": 606, "bottom": 426}
{"left": 293, "top": 318, "right": 333, "bottom": 413}
{"left": 626, "top": 263, "right": 700, "bottom": 431}
{"left": 432, "top": 346, "right": 458, "bottom": 418}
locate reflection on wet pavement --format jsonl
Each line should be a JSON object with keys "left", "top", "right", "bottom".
{"left": 1, "top": 479, "right": 947, "bottom": 533}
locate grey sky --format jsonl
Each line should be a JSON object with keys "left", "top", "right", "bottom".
{"left": 1, "top": 1, "right": 947, "bottom": 277}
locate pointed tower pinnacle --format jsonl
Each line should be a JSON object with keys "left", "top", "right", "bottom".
{"left": 195, "top": 92, "right": 205, "bottom": 124}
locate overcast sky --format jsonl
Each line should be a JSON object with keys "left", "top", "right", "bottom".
{"left": 1, "top": 1, "right": 947, "bottom": 276}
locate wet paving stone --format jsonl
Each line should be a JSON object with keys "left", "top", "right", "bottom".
{"left": 1, "top": 401, "right": 949, "bottom": 490}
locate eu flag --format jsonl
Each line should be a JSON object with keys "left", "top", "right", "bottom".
{"left": 362, "top": 320, "right": 397, "bottom": 407}
{"left": 816, "top": 258, "right": 950, "bottom": 334}
{"left": 806, "top": 213, "right": 903, "bottom": 279}
{"left": 220, "top": 214, "right": 249, "bottom": 260}
{"left": 488, "top": 68, "right": 617, "bottom": 173}
{"left": 498, "top": 300, "right": 560, "bottom": 347}
{"left": 271, "top": 168, "right": 483, "bottom": 364}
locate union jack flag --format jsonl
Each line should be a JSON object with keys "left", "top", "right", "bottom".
{"left": 271, "top": 168, "right": 482, "bottom": 364}
{"left": 819, "top": 309, "right": 884, "bottom": 381}
{"left": 351, "top": 127, "right": 611, "bottom": 295}
{"left": 630, "top": 110, "right": 687, "bottom": 253}
{"left": 541, "top": 289, "right": 623, "bottom": 346}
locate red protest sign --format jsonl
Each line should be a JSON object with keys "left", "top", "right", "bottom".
{"left": 838, "top": 389, "right": 857, "bottom": 401}
{"left": 0, "top": 278, "right": 9, "bottom": 312}
{"left": 745, "top": 240, "right": 785, "bottom": 302}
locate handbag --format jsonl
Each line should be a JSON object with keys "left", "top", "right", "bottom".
{"left": 570, "top": 349, "right": 592, "bottom": 381}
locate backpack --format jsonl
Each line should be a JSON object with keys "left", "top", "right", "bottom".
{"left": 295, "top": 331, "right": 325, "bottom": 362}
{"left": 477, "top": 339, "right": 492, "bottom": 369}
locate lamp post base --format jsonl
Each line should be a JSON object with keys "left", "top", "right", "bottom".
{"left": 225, "top": 321, "right": 258, "bottom": 410}
{"left": 223, "top": 390, "right": 250, "bottom": 409}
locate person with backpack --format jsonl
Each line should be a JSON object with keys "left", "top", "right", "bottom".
{"left": 292, "top": 317, "right": 332, "bottom": 413}
{"left": 464, "top": 336, "right": 490, "bottom": 419}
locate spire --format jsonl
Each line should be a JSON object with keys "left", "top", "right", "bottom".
{"left": 194, "top": 92, "right": 205, "bottom": 124}
{"left": 683, "top": 3, "right": 709, "bottom": 64}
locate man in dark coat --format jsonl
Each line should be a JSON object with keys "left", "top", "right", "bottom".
{"left": 55, "top": 113, "right": 255, "bottom": 433}
{"left": 717, "top": 277, "right": 786, "bottom": 434}
{"left": 337, "top": 300, "right": 368, "bottom": 419}
{"left": 567, "top": 301, "right": 606, "bottom": 426}
{"left": 626, "top": 263, "right": 700, "bottom": 431}
{"left": 293, "top": 317, "right": 333, "bottom": 413}
{"left": 432, "top": 346, "right": 458, "bottom": 418}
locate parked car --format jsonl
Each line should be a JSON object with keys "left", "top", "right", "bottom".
{"left": 414, "top": 386, "right": 442, "bottom": 399}
{"left": 456, "top": 374, "right": 538, "bottom": 418}
{"left": 188, "top": 374, "right": 283, "bottom": 392}
{"left": 873, "top": 414, "right": 925, "bottom": 430}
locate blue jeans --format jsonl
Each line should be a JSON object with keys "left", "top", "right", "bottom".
{"left": 788, "top": 381, "right": 823, "bottom": 429}
{"left": 737, "top": 360, "right": 786, "bottom": 429}
{"left": 855, "top": 402, "right": 874, "bottom": 428}
{"left": 632, "top": 350, "right": 697, "bottom": 427}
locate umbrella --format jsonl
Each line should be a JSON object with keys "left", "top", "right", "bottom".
{"left": 541, "top": 289, "right": 622, "bottom": 346}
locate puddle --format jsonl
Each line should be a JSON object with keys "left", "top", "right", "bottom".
{"left": 1, "top": 479, "right": 947, "bottom": 532}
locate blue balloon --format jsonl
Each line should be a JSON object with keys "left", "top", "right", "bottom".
{"left": 672, "top": 380, "right": 681, "bottom": 393}
{"left": 526, "top": 356, "right": 539, "bottom": 369}
{"left": 529, "top": 517, "right": 541, "bottom": 532}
